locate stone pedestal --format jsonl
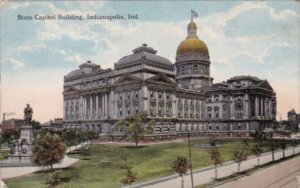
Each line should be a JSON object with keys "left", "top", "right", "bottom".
{"left": 7, "top": 125, "right": 34, "bottom": 165}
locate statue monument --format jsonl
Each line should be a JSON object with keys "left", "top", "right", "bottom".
{"left": 7, "top": 104, "right": 35, "bottom": 165}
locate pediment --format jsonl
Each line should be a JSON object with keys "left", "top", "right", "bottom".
{"left": 146, "top": 74, "right": 176, "bottom": 86}
{"left": 256, "top": 80, "right": 273, "bottom": 91}
{"left": 113, "top": 74, "right": 142, "bottom": 86}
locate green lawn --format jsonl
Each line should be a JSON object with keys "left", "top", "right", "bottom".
{"left": 5, "top": 139, "right": 271, "bottom": 188}
{"left": 0, "top": 150, "right": 9, "bottom": 160}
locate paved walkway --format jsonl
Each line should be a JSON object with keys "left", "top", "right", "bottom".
{"left": 215, "top": 156, "right": 300, "bottom": 188}
{"left": 0, "top": 141, "right": 89, "bottom": 180}
{"left": 130, "top": 146, "right": 300, "bottom": 188}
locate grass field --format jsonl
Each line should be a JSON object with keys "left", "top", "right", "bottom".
{"left": 0, "top": 150, "right": 9, "bottom": 160}
{"left": 4, "top": 139, "right": 271, "bottom": 188}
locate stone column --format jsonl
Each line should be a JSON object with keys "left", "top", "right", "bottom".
{"left": 79, "top": 96, "right": 82, "bottom": 120}
{"left": 109, "top": 90, "right": 114, "bottom": 118}
{"left": 269, "top": 98, "right": 272, "bottom": 117}
{"left": 262, "top": 97, "right": 265, "bottom": 117}
{"left": 244, "top": 94, "right": 249, "bottom": 117}
{"left": 230, "top": 97, "right": 234, "bottom": 118}
{"left": 182, "top": 98, "right": 185, "bottom": 118}
{"left": 164, "top": 91, "right": 167, "bottom": 117}
{"left": 156, "top": 91, "right": 159, "bottom": 117}
{"left": 260, "top": 97, "right": 263, "bottom": 117}
{"left": 96, "top": 95, "right": 99, "bottom": 119}
{"left": 142, "top": 86, "right": 148, "bottom": 113}
{"left": 172, "top": 94, "right": 176, "bottom": 118}
{"left": 68, "top": 100, "right": 71, "bottom": 120}
{"left": 255, "top": 96, "right": 259, "bottom": 116}
{"left": 104, "top": 94, "right": 108, "bottom": 118}
{"left": 89, "top": 95, "right": 92, "bottom": 119}
{"left": 82, "top": 97, "right": 85, "bottom": 120}
{"left": 139, "top": 89, "right": 142, "bottom": 113}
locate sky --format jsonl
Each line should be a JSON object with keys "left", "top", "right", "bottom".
{"left": 0, "top": 1, "right": 299, "bottom": 123}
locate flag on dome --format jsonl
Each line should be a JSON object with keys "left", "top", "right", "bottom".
{"left": 191, "top": 9, "right": 198, "bottom": 18}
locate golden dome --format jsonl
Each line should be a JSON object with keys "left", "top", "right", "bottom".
{"left": 176, "top": 36, "right": 209, "bottom": 56}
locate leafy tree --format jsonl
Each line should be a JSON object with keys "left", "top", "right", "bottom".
{"left": 209, "top": 148, "right": 222, "bottom": 180}
{"left": 251, "top": 144, "right": 263, "bottom": 166}
{"left": 120, "top": 152, "right": 137, "bottom": 188}
{"left": 1, "top": 130, "right": 20, "bottom": 144}
{"left": 209, "top": 135, "right": 217, "bottom": 146}
{"left": 86, "top": 130, "right": 99, "bottom": 145}
{"left": 33, "top": 131, "right": 67, "bottom": 170}
{"left": 121, "top": 168, "right": 137, "bottom": 188}
{"left": 46, "top": 170, "right": 63, "bottom": 188}
{"left": 117, "top": 112, "right": 154, "bottom": 147}
{"left": 233, "top": 150, "right": 248, "bottom": 173}
{"left": 31, "top": 119, "right": 41, "bottom": 137}
{"left": 172, "top": 156, "right": 190, "bottom": 188}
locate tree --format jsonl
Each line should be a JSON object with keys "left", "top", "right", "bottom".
{"left": 86, "top": 130, "right": 99, "bottom": 145}
{"left": 31, "top": 119, "right": 41, "bottom": 137}
{"left": 121, "top": 168, "right": 137, "bottom": 188}
{"left": 209, "top": 148, "right": 222, "bottom": 180}
{"left": 120, "top": 152, "right": 137, "bottom": 188}
{"left": 172, "top": 156, "right": 190, "bottom": 188}
{"left": 117, "top": 112, "right": 154, "bottom": 147}
{"left": 33, "top": 131, "right": 67, "bottom": 170}
{"left": 209, "top": 135, "right": 217, "bottom": 146}
{"left": 233, "top": 150, "right": 248, "bottom": 173}
{"left": 46, "top": 170, "right": 63, "bottom": 188}
{"left": 251, "top": 144, "right": 263, "bottom": 166}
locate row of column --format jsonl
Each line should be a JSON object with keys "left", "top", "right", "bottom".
{"left": 178, "top": 98, "right": 202, "bottom": 119}
{"left": 148, "top": 90, "right": 177, "bottom": 118}
{"left": 116, "top": 90, "right": 141, "bottom": 118}
{"left": 64, "top": 99, "right": 80, "bottom": 120}
{"left": 81, "top": 93, "right": 108, "bottom": 120}
{"left": 255, "top": 96, "right": 272, "bottom": 117}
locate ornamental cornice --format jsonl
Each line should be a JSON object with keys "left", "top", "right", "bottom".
{"left": 176, "top": 52, "right": 210, "bottom": 63}
{"left": 147, "top": 84, "right": 175, "bottom": 91}
{"left": 114, "top": 84, "right": 141, "bottom": 92}
{"left": 175, "top": 74, "right": 211, "bottom": 80}
{"left": 64, "top": 93, "right": 80, "bottom": 99}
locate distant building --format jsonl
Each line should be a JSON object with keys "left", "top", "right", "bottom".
{"left": 287, "top": 109, "right": 300, "bottom": 132}
{"left": 1, "top": 119, "right": 24, "bottom": 133}
{"left": 63, "top": 17, "right": 277, "bottom": 135}
{"left": 41, "top": 118, "right": 64, "bottom": 131}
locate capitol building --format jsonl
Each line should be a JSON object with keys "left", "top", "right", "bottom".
{"left": 63, "top": 17, "right": 277, "bottom": 135}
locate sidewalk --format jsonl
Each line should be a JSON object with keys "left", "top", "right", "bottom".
{"left": 214, "top": 156, "right": 300, "bottom": 188}
{"left": 129, "top": 146, "right": 300, "bottom": 188}
{"left": 0, "top": 141, "right": 89, "bottom": 180}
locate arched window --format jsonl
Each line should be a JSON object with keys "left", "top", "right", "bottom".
{"left": 193, "top": 65, "right": 198, "bottom": 74}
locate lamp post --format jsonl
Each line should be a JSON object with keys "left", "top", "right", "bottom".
{"left": 282, "top": 130, "right": 285, "bottom": 159}
{"left": 187, "top": 133, "right": 194, "bottom": 187}
{"left": 270, "top": 131, "right": 275, "bottom": 162}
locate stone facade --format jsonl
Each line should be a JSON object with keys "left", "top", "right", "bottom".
{"left": 63, "top": 19, "right": 276, "bottom": 135}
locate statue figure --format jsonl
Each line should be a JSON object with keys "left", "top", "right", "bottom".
{"left": 24, "top": 104, "right": 33, "bottom": 125}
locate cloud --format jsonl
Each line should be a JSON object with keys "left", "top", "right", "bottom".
{"left": 18, "top": 44, "right": 46, "bottom": 52}
{"left": 64, "top": 54, "right": 85, "bottom": 65}
{"left": 6, "top": 58, "right": 25, "bottom": 70}
{"left": 268, "top": 8, "right": 300, "bottom": 21}
{"left": 1, "top": 1, "right": 32, "bottom": 10}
